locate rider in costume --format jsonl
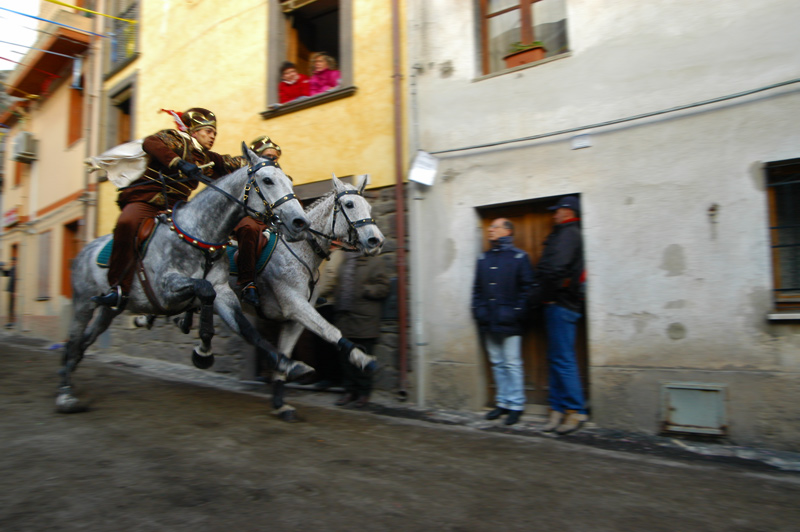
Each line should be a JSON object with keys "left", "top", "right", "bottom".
{"left": 233, "top": 136, "right": 285, "bottom": 308}
{"left": 93, "top": 108, "right": 245, "bottom": 308}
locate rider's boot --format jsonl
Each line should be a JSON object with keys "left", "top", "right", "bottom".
{"left": 240, "top": 282, "right": 260, "bottom": 308}
{"left": 91, "top": 286, "right": 128, "bottom": 310}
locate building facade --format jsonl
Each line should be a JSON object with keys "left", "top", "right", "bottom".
{"left": 1, "top": 3, "right": 103, "bottom": 338}
{"left": 407, "top": 0, "right": 800, "bottom": 451}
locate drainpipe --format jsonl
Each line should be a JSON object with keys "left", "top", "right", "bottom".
{"left": 391, "top": 0, "right": 408, "bottom": 400}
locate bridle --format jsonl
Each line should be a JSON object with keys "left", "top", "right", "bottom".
{"left": 306, "top": 188, "right": 377, "bottom": 254}
{"left": 242, "top": 159, "right": 299, "bottom": 227}
{"left": 280, "top": 186, "right": 379, "bottom": 301}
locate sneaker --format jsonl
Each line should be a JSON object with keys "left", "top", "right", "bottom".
{"left": 240, "top": 282, "right": 260, "bottom": 308}
{"left": 541, "top": 409, "right": 565, "bottom": 432}
{"left": 485, "top": 407, "right": 508, "bottom": 420}
{"left": 555, "top": 410, "right": 587, "bottom": 435}
{"left": 504, "top": 410, "right": 523, "bottom": 426}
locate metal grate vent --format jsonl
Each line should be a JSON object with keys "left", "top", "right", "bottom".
{"left": 661, "top": 382, "right": 727, "bottom": 435}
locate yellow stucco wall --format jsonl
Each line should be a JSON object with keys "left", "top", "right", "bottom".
{"left": 97, "top": 0, "right": 405, "bottom": 235}
{"left": 30, "top": 83, "right": 87, "bottom": 210}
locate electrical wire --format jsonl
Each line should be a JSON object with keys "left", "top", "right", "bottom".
{"left": 43, "top": 0, "right": 137, "bottom": 24}
{"left": 0, "top": 6, "right": 107, "bottom": 38}
{"left": 0, "top": 39, "right": 80, "bottom": 60}
{"left": 429, "top": 77, "right": 800, "bottom": 156}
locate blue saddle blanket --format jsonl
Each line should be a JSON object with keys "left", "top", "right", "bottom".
{"left": 227, "top": 231, "right": 278, "bottom": 276}
{"left": 96, "top": 233, "right": 156, "bottom": 268}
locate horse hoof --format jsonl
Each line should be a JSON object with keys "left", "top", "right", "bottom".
{"left": 277, "top": 409, "right": 299, "bottom": 423}
{"left": 285, "top": 361, "right": 314, "bottom": 382}
{"left": 55, "top": 394, "right": 86, "bottom": 413}
{"left": 192, "top": 352, "right": 215, "bottom": 370}
{"left": 364, "top": 360, "right": 379, "bottom": 376}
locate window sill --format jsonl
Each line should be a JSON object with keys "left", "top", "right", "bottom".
{"left": 261, "top": 86, "right": 358, "bottom": 119}
{"left": 474, "top": 52, "right": 572, "bottom": 83}
{"left": 767, "top": 311, "right": 800, "bottom": 321}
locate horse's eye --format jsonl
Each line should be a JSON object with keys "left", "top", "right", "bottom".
{"left": 262, "top": 177, "right": 274, "bottom": 186}
{"left": 345, "top": 200, "right": 354, "bottom": 208}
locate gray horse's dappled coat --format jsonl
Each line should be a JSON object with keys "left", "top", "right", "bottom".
{"left": 57, "top": 145, "right": 313, "bottom": 413}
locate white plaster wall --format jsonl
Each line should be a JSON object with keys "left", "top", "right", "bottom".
{"left": 408, "top": 0, "right": 800, "bottom": 448}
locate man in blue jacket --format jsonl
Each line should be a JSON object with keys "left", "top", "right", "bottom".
{"left": 472, "top": 218, "right": 535, "bottom": 425}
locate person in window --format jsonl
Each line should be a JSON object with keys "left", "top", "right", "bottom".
{"left": 92, "top": 108, "right": 244, "bottom": 308}
{"left": 309, "top": 52, "right": 341, "bottom": 96}
{"left": 278, "top": 61, "right": 310, "bottom": 104}
{"left": 233, "top": 136, "right": 284, "bottom": 308}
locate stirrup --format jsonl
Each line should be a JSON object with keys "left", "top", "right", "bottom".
{"left": 240, "top": 282, "right": 260, "bottom": 308}
{"left": 91, "top": 286, "right": 127, "bottom": 310}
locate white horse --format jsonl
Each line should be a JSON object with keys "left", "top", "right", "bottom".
{"left": 251, "top": 176, "right": 385, "bottom": 421}
{"left": 57, "top": 145, "right": 314, "bottom": 413}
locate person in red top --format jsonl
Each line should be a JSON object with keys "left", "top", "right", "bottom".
{"left": 92, "top": 108, "right": 244, "bottom": 308}
{"left": 278, "top": 62, "right": 310, "bottom": 104}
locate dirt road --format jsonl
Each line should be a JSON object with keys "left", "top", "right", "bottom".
{"left": 1, "top": 340, "right": 799, "bottom": 531}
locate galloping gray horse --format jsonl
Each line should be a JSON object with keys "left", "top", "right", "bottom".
{"left": 251, "top": 176, "right": 385, "bottom": 421}
{"left": 57, "top": 145, "right": 314, "bottom": 413}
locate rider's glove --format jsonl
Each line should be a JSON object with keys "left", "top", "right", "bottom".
{"left": 176, "top": 159, "right": 202, "bottom": 179}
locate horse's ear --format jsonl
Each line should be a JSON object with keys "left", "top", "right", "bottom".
{"left": 241, "top": 141, "right": 258, "bottom": 164}
{"left": 332, "top": 173, "right": 344, "bottom": 192}
{"left": 358, "top": 174, "right": 368, "bottom": 194}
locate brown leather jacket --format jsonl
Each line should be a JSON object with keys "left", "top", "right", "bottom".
{"left": 117, "top": 129, "right": 244, "bottom": 209}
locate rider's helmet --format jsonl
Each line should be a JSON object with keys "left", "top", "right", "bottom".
{"left": 249, "top": 136, "right": 282, "bottom": 160}
{"left": 181, "top": 108, "right": 217, "bottom": 133}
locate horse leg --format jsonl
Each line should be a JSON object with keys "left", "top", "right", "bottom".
{"left": 192, "top": 283, "right": 216, "bottom": 370}
{"left": 281, "top": 297, "right": 378, "bottom": 372}
{"left": 159, "top": 274, "right": 218, "bottom": 369}
{"left": 271, "top": 320, "right": 307, "bottom": 422}
{"left": 211, "top": 285, "right": 313, "bottom": 382}
{"left": 57, "top": 304, "right": 116, "bottom": 413}
{"left": 173, "top": 310, "right": 194, "bottom": 334}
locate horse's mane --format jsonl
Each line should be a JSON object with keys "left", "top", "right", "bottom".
{"left": 304, "top": 190, "right": 335, "bottom": 212}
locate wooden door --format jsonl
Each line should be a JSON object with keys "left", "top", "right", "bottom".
{"left": 478, "top": 200, "right": 588, "bottom": 407}
{"left": 61, "top": 221, "right": 81, "bottom": 299}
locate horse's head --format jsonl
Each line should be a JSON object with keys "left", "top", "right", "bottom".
{"left": 332, "top": 175, "right": 385, "bottom": 256}
{"left": 241, "top": 142, "right": 308, "bottom": 242}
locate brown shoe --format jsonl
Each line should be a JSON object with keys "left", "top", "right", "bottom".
{"left": 555, "top": 410, "right": 587, "bottom": 435}
{"left": 541, "top": 409, "right": 565, "bottom": 432}
{"left": 354, "top": 395, "right": 370, "bottom": 408}
{"left": 335, "top": 393, "right": 358, "bottom": 406}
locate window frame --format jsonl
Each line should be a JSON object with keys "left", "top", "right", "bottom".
{"left": 104, "top": 0, "right": 139, "bottom": 79}
{"left": 262, "top": 0, "right": 355, "bottom": 119}
{"left": 478, "top": 0, "right": 568, "bottom": 75}
{"left": 765, "top": 158, "right": 800, "bottom": 310}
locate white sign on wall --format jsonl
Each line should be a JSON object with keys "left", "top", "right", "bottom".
{"left": 408, "top": 150, "right": 439, "bottom": 186}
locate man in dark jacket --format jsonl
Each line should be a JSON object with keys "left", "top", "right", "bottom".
{"left": 472, "top": 218, "right": 534, "bottom": 425}
{"left": 533, "top": 196, "right": 587, "bottom": 435}
{"left": 332, "top": 253, "right": 391, "bottom": 408}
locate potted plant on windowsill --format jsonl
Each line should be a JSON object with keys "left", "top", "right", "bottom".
{"left": 502, "top": 41, "right": 547, "bottom": 69}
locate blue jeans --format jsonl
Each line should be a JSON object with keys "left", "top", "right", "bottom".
{"left": 484, "top": 333, "right": 525, "bottom": 411}
{"left": 544, "top": 303, "right": 586, "bottom": 414}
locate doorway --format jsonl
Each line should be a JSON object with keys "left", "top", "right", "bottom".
{"left": 477, "top": 197, "right": 589, "bottom": 409}
{"left": 61, "top": 220, "right": 82, "bottom": 299}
